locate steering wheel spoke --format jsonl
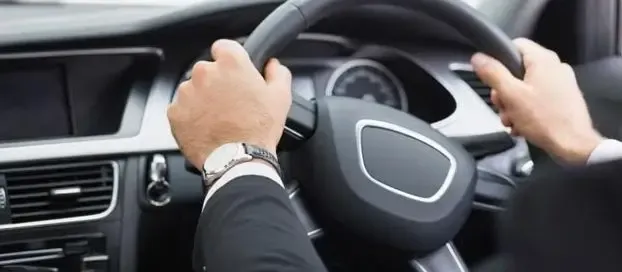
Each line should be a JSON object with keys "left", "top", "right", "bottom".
{"left": 411, "top": 243, "right": 468, "bottom": 272}
{"left": 288, "top": 185, "right": 323, "bottom": 239}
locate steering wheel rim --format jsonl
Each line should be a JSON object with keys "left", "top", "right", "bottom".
{"left": 245, "top": 0, "right": 524, "bottom": 76}
{"left": 246, "top": 0, "right": 550, "bottom": 167}
{"left": 243, "top": 0, "right": 534, "bottom": 270}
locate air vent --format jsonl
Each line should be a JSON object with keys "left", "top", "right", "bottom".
{"left": 453, "top": 69, "right": 496, "bottom": 112}
{"left": 1, "top": 161, "right": 117, "bottom": 228}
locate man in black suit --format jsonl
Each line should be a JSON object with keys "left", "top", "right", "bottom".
{"left": 167, "top": 37, "right": 622, "bottom": 272}
{"left": 471, "top": 39, "right": 622, "bottom": 272}
{"left": 167, "top": 39, "right": 326, "bottom": 272}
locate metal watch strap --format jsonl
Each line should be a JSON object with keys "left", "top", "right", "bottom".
{"left": 243, "top": 143, "right": 283, "bottom": 178}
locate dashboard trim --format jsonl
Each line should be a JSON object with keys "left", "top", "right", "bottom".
{"left": 0, "top": 160, "right": 120, "bottom": 231}
{"left": 0, "top": 47, "right": 163, "bottom": 60}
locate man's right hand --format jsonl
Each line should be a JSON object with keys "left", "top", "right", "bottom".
{"left": 471, "top": 38, "right": 602, "bottom": 164}
{"left": 168, "top": 39, "right": 292, "bottom": 170}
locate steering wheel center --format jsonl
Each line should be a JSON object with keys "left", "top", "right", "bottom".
{"left": 293, "top": 97, "right": 476, "bottom": 252}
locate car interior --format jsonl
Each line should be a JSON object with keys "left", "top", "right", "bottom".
{"left": 0, "top": 0, "right": 621, "bottom": 271}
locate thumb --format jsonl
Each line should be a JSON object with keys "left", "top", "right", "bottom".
{"left": 264, "top": 59, "right": 292, "bottom": 94}
{"left": 471, "top": 53, "right": 526, "bottom": 100}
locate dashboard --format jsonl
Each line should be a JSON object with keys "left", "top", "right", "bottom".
{"left": 0, "top": 1, "right": 544, "bottom": 271}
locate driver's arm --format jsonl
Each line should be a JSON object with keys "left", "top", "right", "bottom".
{"left": 194, "top": 162, "right": 326, "bottom": 272}
{"left": 472, "top": 38, "right": 622, "bottom": 271}
{"left": 167, "top": 39, "right": 326, "bottom": 272}
{"left": 472, "top": 38, "right": 622, "bottom": 165}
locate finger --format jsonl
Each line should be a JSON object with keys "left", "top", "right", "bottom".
{"left": 499, "top": 111, "right": 512, "bottom": 127}
{"left": 265, "top": 59, "right": 293, "bottom": 94}
{"left": 513, "top": 38, "right": 560, "bottom": 67}
{"left": 190, "top": 61, "right": 216, "bottom": 88}
{"left": 471, "top": 53, "right": 525, "bottom": 99}
{"left": 175, "top": 80, "right": 194, "bottom": 104}
{"left": 211, "top": 39, "right": 252, "bottom": 68}
{"left": 560, "top": 63, "right": 576, "bottom": 76}
{"left": 490, "top": 89, "right": 505, "bottom": 111}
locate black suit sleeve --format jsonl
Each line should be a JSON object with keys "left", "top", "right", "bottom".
{"left": 193, "top": 175, "right": 327, "bottom": 272}
{"left": 501, "top": 160, "right": 622, "bottom": 272}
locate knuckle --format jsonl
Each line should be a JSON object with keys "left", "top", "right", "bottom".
{"left": 177, "top": 81, "right": 191, "bottom": 96}
{"left": 544, "top": 49, "right": 560, "bottom": 61}
{"left": 560, "top": 62, "right": 573, "bottom": 71}
{"left": 166, "top": 105, "right": 178, "bottom": 121}
{"left": 281, "top": 65, "right": 293, "bottom": 81}
{"left": 191, "top": 61, "right": 211, "bottom": 79}
{"left": 560, "top": 62, "right": 576, "bottom": 75}
{"left": 512, "top": 37, "right": 530, "bottom": 47}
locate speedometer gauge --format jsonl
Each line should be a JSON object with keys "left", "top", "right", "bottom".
{"left": 325, "top": 59, "right": 407, "bottom": 111}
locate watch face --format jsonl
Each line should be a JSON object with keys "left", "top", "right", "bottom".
{"left": 203, "top": 143, "right": 243, "bottom": 174}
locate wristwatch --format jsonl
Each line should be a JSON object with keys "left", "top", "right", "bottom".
{"left": 202, "top": 143, "right": 281, "bottom": 188}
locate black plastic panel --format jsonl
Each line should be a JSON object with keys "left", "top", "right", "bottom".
{"left": 361, "top": 126, "right": 450, "bottom": 198}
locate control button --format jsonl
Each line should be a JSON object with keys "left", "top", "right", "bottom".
{"left": 147, "top": 154, "right": 171, "bottom": 207}
{"left": 146, "top": 179, "right": 171, "bottom": 207}
{"left": 513, "top": 158, "right": 533, "bottom": 177}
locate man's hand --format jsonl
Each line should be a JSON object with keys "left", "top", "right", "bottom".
{"left": 168, "top": 39, "right": 292, "bottom": 169}
{"left": 471, "top": 38, "right": 602, "bottom": 164}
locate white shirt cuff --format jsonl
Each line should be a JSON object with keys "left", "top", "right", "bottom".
{"left": 587, "top": 139, "right": 622, "bottom": 164}
{"left": 202, "top": 161, "right": 284, "bottom": 210}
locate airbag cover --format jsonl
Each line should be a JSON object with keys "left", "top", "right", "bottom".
{"left": 294, "top": 97, "right": 476, "bottom": 253}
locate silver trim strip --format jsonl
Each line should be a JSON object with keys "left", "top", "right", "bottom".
{"left": 284, "top": 126, "right": 305, "bottom": 140}
{"left": 0, "top": 47, "right": 163, "bottom": 60}
{"left": 0, "top": 254, "right": 64, "bottom": 266}
{"left": 448, "top": 62, "right": 474, "bottom": 72}
{"left": 356, "top": 119, "right": 457, "bottom": 203}
{"left": 446, "top": 243, "right": 468, "bottom": 272}
{"left": 0, "top": 161, "right": 119, "bottom": 231}
{"left": 473, "top": 202, "right": 504, "bottom": 212}
{"left": 325, "top": 59, "right": 409, "bottom": 111}
{"left": 82, "top": 255, "right": 109, "bottom": 262}
{"left": 307, "top": 228, "right": 323, "bottom": 237}
{"left": 0, "top": 248, "right": 62, "bottom": 259}
{"left": 412, "top": 243, "right": 467, "bottom": 272}
{"left": 50, "top": 187, "right": 82, "bottom": 197}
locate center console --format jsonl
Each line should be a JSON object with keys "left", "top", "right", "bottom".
{"left": 0, "top": 48, "right": 162, "bottom": 272}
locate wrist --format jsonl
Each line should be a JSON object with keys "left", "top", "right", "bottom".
{"left": 551, "top": 129, "right": 603, "bottom": 164}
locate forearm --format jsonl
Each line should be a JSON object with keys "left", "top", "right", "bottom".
{"left": 194, "top": 167, "right": 326, "bottom": 272}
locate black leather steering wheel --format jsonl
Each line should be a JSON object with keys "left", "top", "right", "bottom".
{"left": 243, "top": 0, "right": 526, "bottom": 271}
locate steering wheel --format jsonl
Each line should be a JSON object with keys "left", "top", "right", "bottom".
{"left": 243, "top": 0, "right": 525, "bottom": 270}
